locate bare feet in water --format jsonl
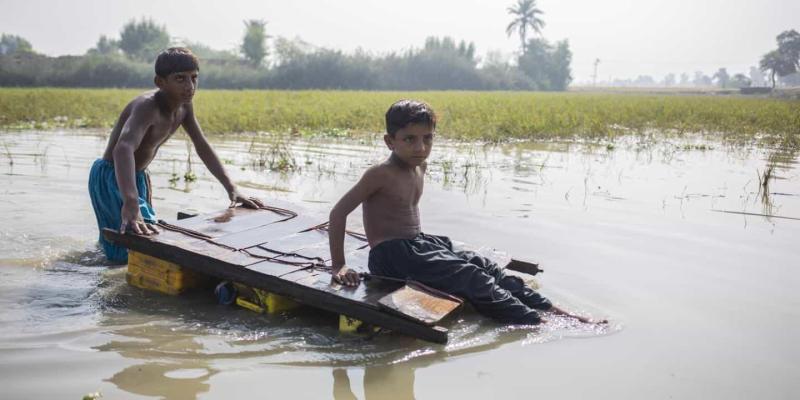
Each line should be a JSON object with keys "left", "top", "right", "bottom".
{"left": 548, "top": 305, "right": 608, "bottom": 324}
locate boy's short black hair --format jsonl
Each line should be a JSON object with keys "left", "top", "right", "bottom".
{"left": 385, "top": 99, "right": 437, "bottom": 136}
{"left": 155, "top": 47, "right": 200, "bottom": 78}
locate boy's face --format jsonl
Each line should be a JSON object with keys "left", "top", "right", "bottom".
{"left": 155, "top": 70, "right": 199, "bottom": 104}
{"left": 385, "top": 123, "right": 435, "bottom": 167}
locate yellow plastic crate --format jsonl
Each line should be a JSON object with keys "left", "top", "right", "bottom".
{"left": 126, "top": 250, "right": 209, "bottom": 295}
{"left": 126, "top": 271, "right": 183, "bottom": 296}
{"left": 339, "top": 315, "right": 364, "bottom": 333}
{"left": 338, "top": 315, "right": 381, "bottom": 334}
{"left": 233, "top": 283, "right": 300, "bottom": 314}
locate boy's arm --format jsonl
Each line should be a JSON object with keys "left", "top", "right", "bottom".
{"left": 113, "top": 103, "right": 158, "bottom": 235}
{"left": 329, "top": 167, "right": 383, "bottom": 286}
{"left": 182, "top": 104, "right": 260, "bottom": 208}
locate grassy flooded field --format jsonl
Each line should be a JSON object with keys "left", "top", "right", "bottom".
{"left": 1, "top": 88, "right": 799, "bottom": 399}
{"left": 0, "top": 88, "right": 798, "bottom": 147}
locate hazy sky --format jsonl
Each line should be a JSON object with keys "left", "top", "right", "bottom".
{"left": 1, "top": 0, "right": 797, "bottom": 83}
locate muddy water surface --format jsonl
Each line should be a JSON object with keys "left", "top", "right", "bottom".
{"left": 0, "top": 130, "right": 798, "bottom": 399}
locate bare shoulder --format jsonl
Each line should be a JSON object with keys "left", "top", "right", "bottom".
{"left": 127, "top": 91, "right": 160, "bottom": 119}
{"left": 362, "top": 163, "right": 391, "bottom": 183}
{"left": 180, "top": 101, "right": 196, "bottom": 124}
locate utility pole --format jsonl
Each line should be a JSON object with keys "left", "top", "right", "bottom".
{"left": 592, "top": 58, "right": 600, "bottom": 87}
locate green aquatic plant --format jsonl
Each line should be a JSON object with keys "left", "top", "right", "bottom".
{"left": 249, "top": 136, "right": 297, "bottom": 172}
{"left": 2, "top": 141, "right": 13, "bottom": 165}
{"left": 82, "top": 391, "right": 102, "bottom": 400}
{"left": 1, "top": 88, "right": 798, "bottom": 149}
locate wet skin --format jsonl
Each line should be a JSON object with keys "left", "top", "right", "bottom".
{"left": 102, "top": 70, "right": 259, "bottom": 236}
{"left": 327, "top": 123, "right": 606, "bottom": 325}
{"left": 328, "top": 123, "right": 434, "bottom": 287}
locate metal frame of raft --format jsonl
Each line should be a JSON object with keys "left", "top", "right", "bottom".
{"left": 104, "top": 204, "right": 541, "bottom": 344}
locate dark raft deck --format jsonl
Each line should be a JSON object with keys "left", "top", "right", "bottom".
{"left": 104, "top": 203, "right": 541, "bottom": 344}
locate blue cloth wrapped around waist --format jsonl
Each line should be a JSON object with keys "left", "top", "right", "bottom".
{"left": 88, "top": 159, "right": 156, "bottom": 263}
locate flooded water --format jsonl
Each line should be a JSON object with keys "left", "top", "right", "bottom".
{"left": 0, "top": 130, "right": 798, "bottom": 399}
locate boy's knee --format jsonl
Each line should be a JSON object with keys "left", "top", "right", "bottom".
{"left": 498, "top": 274, "right": 525, "bottom": 291}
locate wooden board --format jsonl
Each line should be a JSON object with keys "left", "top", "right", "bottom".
{"left": 378, "top": 283, "right": 463, "bottom": 325}
{"left": 104, "top": 206, "right": 452, "bottom": 343}
{"left": 166, "top": 207, "right": 291, "bottom": 238}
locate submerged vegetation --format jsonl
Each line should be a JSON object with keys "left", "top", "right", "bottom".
{"left": 0, "top": 88, "right": 798, "bottom": 147}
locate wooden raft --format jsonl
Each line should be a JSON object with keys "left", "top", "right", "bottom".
{"left": 104, "top": 205, "right": 458, "bottom": 343}
{"left": 104, "top": 204, "right": 542, "bottom": 344}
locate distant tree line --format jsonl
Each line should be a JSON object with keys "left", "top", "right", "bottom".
{"left": 0, "top": 2, "right": 573, "bottom": 91}
{"left": 594, "top": 29, "right": 800, "bottom": 89}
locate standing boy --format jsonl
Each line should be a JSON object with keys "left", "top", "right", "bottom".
{"left": 329, "top": 100, "right": 597, "bottom": 325}
{"left": 89, "top": 47, "right": 260, "bottom": 263}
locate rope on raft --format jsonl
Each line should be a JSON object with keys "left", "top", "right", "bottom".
{"left": 156, "top": 205, "right": 368, "bottom": 272}
{"left": 156, "top": 205, "right": 462, "bottom": 304}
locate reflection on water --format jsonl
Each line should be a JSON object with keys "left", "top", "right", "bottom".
{"left": 109, "top": 362, "right": 215, "bottom": 400}
{"left": 333, "top": 365, "right": 415, "bottom": 400}
{"left": 758, "top": 147, "right": 800, "bottom": 218}
{"left": 1, "top": 130, "right": 798, "bottom": 399}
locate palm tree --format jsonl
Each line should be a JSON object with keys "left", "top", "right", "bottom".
{"left": 242, "top": 19, "right": 268, "bottom": 67}
{"left": 506, "top": 0, "right": 545, "bottom": 52}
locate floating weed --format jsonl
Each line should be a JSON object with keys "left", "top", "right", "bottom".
{"left": 441, "top": 159, "right": 454, "bottom": 176}
{"left": 682, "top": 143, "right": 714, "bottom": 151}
{"left": 2, "top": 141, "right": 13, "bottom": 165}
{"left": 184, "top": 140, "right": 195, "bottom": 181}
{"left": 82, "top": 391, "right": 102, "bottom": 400}
{"left": 758, "top": 165, "right": 775, "bottom": 216}
{"left": 250, "top": 137, "right": 297, "bottom": 172}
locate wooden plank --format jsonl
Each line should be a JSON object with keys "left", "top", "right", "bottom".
{"left": 165, "top": 207, "right": 293, "bottom": 238}
{"left": 291, "top": 234, "right": 367, "bottom": 261}
{"left": 249, "top": 230, "right": 324, "bottom": 254}
{"left": 182, "top": 240, "right": 264, "bottom": 266}
{"left": 505, "top": 259, "right": 542, "bottom": 276}
{"left": 280, "top": 267, "right": 403, "bottom": 308}
{"left": 103, "top": 228, "right": 449, "bottom": 343}
{"left": 211, "top": 215, "right": 321, "bottom": 249}
{"left": 378, "top": 284, "right": 463, "bottom": 325}
{"left": 147, "top": 229, "right": 208, "bottom": 247}
{"left": 177, "top": 211, "right": 198, "bottom": 220}
{"left": 246, "top": 259, "right": 309, "bottom": 278}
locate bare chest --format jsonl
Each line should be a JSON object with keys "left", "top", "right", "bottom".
{"left": 140, "top": 110, "right": 186, "bottom": 149}
{"left": 378, "top": 170, "right": 424, "bottom": 206}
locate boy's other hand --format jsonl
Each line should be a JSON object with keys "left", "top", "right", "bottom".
{"left": 120, "top": 202, "right": 159, "bottom": 236}
{"left": 332, "top": 266, "right": 361, "bottom": 287}
{"left": 228, "top": 189, "right": 264, "bottom": 209}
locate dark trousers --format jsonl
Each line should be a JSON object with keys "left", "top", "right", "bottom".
{"left": 368, "top": 233, "right": 551, "bottom": 324}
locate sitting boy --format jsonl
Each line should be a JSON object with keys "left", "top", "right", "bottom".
{"left": 89, "top": 47, "right": 261, "bottom": 263}
{"left": 329, "top": 100, "right": 597, "bottom": 325}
